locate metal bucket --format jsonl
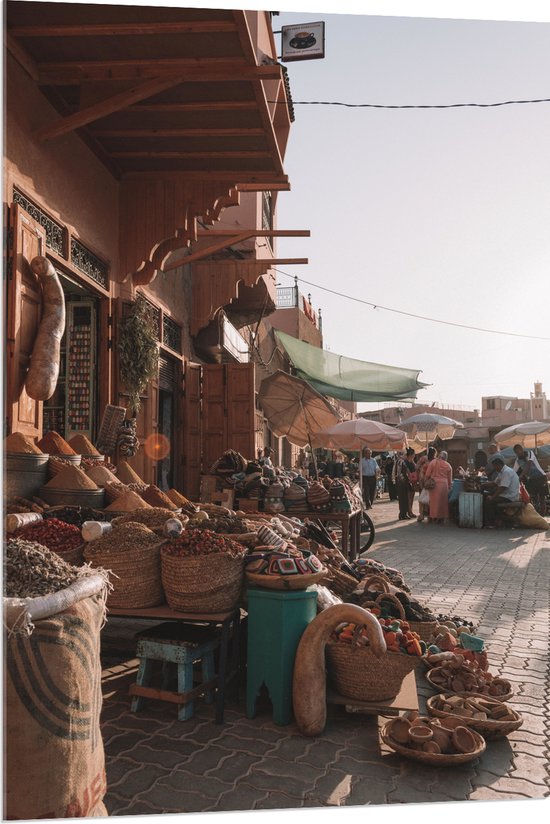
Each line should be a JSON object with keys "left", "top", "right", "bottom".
{"left": 5, "top": 453, "right": 50, "bottom": 500}
{"left": 39, "top": 487, "right": 105, "bottom": 509}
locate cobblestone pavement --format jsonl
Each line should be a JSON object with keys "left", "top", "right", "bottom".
{"left": 100, "top": 497, "right": 550, "bottom": 815}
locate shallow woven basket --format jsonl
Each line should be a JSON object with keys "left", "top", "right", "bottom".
{"left": 381, "top": 721, "right": 486, "bottom": 765}
{"left": 425, "top": 667, "right": 514, "bottom": 702}
{"left": 326, "top": 639, "right": 418, "bottom": 702}
{"left": 426, "top": 693, "right": 523, "bottom": 739}
{"left": 362, "top": 591, "right": 406, "bottom": 621}
{"left": 84, "top": 540, "right": 165, "bottom": 609}
{"left": 245, "top": 568, "right": 327, "bottom": 591}
{"left": 160, "top": 550, "right": 244, "bottom": 613}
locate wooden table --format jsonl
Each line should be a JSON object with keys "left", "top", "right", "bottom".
{"left": 326, "top": 670, "right": 419, "bottom": 717}
{"left": 107, "top": 605, "right": 243, "bottom": 724}
{"left": 282, "top": 508, "right": 362, "bottom": 560}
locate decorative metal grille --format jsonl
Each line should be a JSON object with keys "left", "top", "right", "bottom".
{"left": 162, "top": 315, "right": 182, "bottom": 353}
{"left": 13, "top": 188, "right": 65, "bottom": 255}
{"left": 262, "top": 190, "right": 273, "bottom": 251}
{"left": 139, "top": 295, "right": 161, "bottom": 340}
{"left": 276, "top": 286, "right": 297, "bottom": 308}
{"left": 71, "top": 238, "right": 109, "bottom": 289}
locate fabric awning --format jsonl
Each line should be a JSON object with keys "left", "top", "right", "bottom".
{"left": 275, "top": 331, "right": 429, "bottom": 403}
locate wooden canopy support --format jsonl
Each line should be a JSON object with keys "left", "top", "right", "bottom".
{"left": 9, "top": 21, "right": 239, "bottom": 37}
{"left": 34, "top": 76, "right": 187, "bottom": 142}
{"left": 37, "top": 61, "right": 283, "bottom": 84}
{"left": 5, "top": 32, "right": 40, "bottom": 81}
{"left": 197, "top": 230, "right": 310, "bottom": 238}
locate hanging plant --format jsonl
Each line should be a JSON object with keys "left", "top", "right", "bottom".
{"left": 118, "top": 294, "right": 159, "bottom": 416}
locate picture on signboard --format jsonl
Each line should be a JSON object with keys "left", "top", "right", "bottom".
{"left": 281, "top": 21, "right": 325, "bottom": 62}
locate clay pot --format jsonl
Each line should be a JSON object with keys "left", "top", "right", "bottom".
{"left": 422, "top": 741, "right": 442, "bottom": 754}
{"left": 452, "top": 725, "right": 477, "bottom": 754}
{"left": 430, "top": 724, "right": 452, "bottom": 754}
{"left": 437, "top": 715, "right": 465, "bottom": 731}
{"left": 408, "top": 725, "right": 433, "bottom": 745}
{"left": 387, "top": 717, "right": 411, "bottom": 745}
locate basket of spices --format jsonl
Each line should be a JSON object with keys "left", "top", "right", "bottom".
{"left": 67, "top": 434, "right": 104, "bottom": 462}
{"left": 83, "top": 522, "right": 165, "bottom": 609}
{"left": 161, "top": 528, "right": 246, "bottom": 613}
{"left": 40, "top": 465, "right": 105, "bottom": 509}
{"left": 111, "top": 507, "right": 188, "bottom": 532}
{"left": 12, "top": 516, "right": 85, "bottom": 566}
{"left": 326, "top": 605, "right": 425, "bottom": 702}
{"left": 38, "top": 431, "right": 82, "bottom": 477}
{"left": 426, "top": 692, "right": 523, "bottom": 739}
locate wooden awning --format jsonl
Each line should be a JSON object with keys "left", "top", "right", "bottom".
{"left": 6, "top": 3, "right": 291, "bottom": 186}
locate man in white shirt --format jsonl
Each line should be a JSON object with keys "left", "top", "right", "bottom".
{"left": 361, "top": 448, "right": 379, "bottom": 510}
{"left": 484, "top": 457, "right": 520, "bottom": 526}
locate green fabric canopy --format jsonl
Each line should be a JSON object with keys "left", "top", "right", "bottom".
{"left": 275, "top": 330, "right": 429, "bottom": 403}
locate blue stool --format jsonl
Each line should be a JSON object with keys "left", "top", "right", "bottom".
{"left": 246, "top": 587, "right": 317, "bottom": 726}
{"left": 129, "top": 622, "right": 219, "bottom": 721}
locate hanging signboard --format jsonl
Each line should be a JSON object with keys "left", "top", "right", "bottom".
{"left": 281, "top": 21, "right": 325, "bottom": 62}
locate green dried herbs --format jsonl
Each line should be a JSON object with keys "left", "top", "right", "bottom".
{"left": 118, "top": 294, "right": 159, "bottom": 416}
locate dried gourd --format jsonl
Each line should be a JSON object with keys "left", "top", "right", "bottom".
{"left": 25, "top": 256, "right": 66, "bottom": 401}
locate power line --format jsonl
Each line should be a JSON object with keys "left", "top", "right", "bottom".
{"left": 273, "top": 268, "right": 550, "bottom": 341}
{"left": 269, "top": 96, "right": 550, "bottom": 109}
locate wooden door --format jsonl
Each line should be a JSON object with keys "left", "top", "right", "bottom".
{"left": 6, "top": 205, "right": 46, "bottom": 439}
{"left": 225, "top": 362, "right": 255, "bottom": 460}
{"left": 202, "top": 364, "right": 226, "bottom": 473}
{"left": 183, "top": 362, "right": 202, "bottom": 499}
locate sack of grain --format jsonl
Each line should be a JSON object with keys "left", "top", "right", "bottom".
{"left": 4, "top": 539, "right": 109, "bottom": 819}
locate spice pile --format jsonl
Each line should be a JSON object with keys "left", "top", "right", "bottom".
{"left": 163, "top": 528, "right": 246, "bottom": 558}
{"left": 112, "top": 508, "right": 189, "bottom": 529}
{"left": 44, "top": 466, "right": 99, "bottom": 490}
{"left": 68, "top": 434, "right": 100, "bottom": 456}
{"left": 192, "top": 515, "right": 249, "bottom": 534}
{"left": 104, "top": 490, "right": 151, "bottom": 511}
{"left": 116, "top": 460, "right": 145, "bottom": 485}
{"left": 13, "top": 517, "right": 83, "bottom": 556}
{"left": 5, "top": 433, "right": 45, "bottom": 454}
{"left": 43, "top": 506, "right": 110, "bottom": 528}
{"left": 332, "top": 616, "right": 426, "bottom": 657}
{"left": 85, "top": 465, "right": 119, "bottom": 486}
{"left": 139, "top": 485, "right": 179, "bottom": 510}
{"left": 84, "top": 522, "right": 161, "bottom": 558}
{"left": 5, "top": 538, "right": 82, "bottom": 598}
{"left": 37, "top": 431, "right": 77, "bottom": 455}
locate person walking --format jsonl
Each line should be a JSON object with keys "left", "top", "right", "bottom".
{"left": 393, "top": 449, "right": 416, "bottom": 520}
{"left": 423, "top": 449, "right": 453, "bottom": 524}
{"left": 416, "top": 446, "right": 437, "bottom": 522}
{"left": 384, "top": 455, "right": 397, "bottom": 501}
{"left": 361, "top": 447, "right": 379, "bottom": 510}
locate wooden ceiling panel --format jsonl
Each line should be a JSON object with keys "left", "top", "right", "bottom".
{"left": 7, "top": 3, "right": 234, "bottom": 27}
{"left": 97, "top": 136, "right": 270, "bottom": 154}
{"left": 89, "top": 108, "right": 264, "bottom": 132}
{"left": 114, "top": 156, "right": 275, "bottom": 174}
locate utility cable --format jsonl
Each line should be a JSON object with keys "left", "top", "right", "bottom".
{"left": 273, "top": 268, "right": 550, "bottom": 341}
{"left": 268, "top": 97, "right": 550, "bottom": 109}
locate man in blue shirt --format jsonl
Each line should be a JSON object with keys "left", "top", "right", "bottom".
{"left": 361, "top": 447, "right": 379, "bottom": 510}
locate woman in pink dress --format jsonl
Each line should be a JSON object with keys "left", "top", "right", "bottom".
{"left": 423, "top": 449, "right": 453, "bottom": 523}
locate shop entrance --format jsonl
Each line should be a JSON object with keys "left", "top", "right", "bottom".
{"left": 157, "top": 355, "right": 176, "bottom": 489}
{"left": 42, "top": 273, "right": 99, "bottom": 441}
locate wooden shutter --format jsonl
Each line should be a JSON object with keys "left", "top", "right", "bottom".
{"left": 183, "top": 362, "right": 202, "bottom": 499}
{"left": 6, "top": 205, "right": 46, "bottom": 439}
{"left": 225, "top": 362, "right": 255, "bottom": 460}
{"left": 202, "top": 364, "right": 226, "bottom": 473}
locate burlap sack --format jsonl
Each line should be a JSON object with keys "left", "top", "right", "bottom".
{"left": 4, "top": 592, "right": 107, "bottom": 819}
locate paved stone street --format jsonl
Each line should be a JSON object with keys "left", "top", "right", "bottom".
{"left": 100, "top": 497, "right": 550, "bottom": 815}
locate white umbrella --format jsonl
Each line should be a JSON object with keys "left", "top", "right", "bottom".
{"left": 311, "top": 418, "right": 407, "bottom": 451}
{"left": 399, "top": 413, "right": 464, "bottom": 451}
{"left": 494, "top": 421, "right": 550, "bottom": 451}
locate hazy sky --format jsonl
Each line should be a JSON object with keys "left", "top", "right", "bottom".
{"left": 271, "top": 4, "right": 550, "bottom": 413}
{"left": 45, "top": 0, "right": 550, "bottom": 416}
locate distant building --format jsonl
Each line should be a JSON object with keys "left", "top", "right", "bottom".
{"left": 481, "top": 381, "right": 548, "bottom": 427}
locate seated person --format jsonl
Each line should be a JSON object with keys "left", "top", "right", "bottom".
{"left": 482, "top": 443, "right": 505, "bottom": 483}
{"left": 513, "top": 443, "right": 548, "bottom": 516}
{"left": 483, "top": 457, "right": 520, "bottom": 526}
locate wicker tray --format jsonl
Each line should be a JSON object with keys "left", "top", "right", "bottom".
{"left": 426, "top": 693, "right": 523, "bottom": 739}
{"left": 245, "top": 568, "right": 327, "bottom": 591}
{"left": 426, "top": 667, "right": 514, "bottom": 702}
{"left": 381, "top": 721, "right": 486, "bottom": 765}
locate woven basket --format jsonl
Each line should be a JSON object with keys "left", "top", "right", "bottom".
{"left": 381, "top": 721, "right": 486, "bottom": 765}
{"left": 425, "top": 667, "right": 514, "bottom": 702}
{"left": 362, "top": 574, "right": 391, "bottom": 593}
{"left": 54, "top": 544, "right": 85, "bottom": 567}
{"left": 326, "top": 639, "right": 418, "bottom": 702}
{"left": 160, "top": 550, "right": 244, "bottom": 613}
{"left": 426, "top": 693, "right": 523, "bottom": 739}
{"left": 84, "top": 539, "right": 165, "bottom": 609}
{"left": 245, "top": 568, "right": 327, "bottom": 591}
{"left": 408, "top": 619, "right": 439, "bottom": 643}
{"left": 362, "top": 592, "right": 406, "bottom": 621}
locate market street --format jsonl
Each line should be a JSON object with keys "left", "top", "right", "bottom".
{"left": 100, "top": 497, "right": 550, "bottom": 814}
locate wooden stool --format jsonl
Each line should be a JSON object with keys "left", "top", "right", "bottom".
{"left": 129, "top": 622, "right": 219, "bottom": 721}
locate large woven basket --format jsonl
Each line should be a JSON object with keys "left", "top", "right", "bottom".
{"left": 381, "top": 721, "right": 486, "bottom": 765}
{"left": 160, "top": 550, "right": 244, "bottom": 613}
{"left": 84, "top": 539, "right": 165, "bottom": 609}
{"left": 425, "top": 667, "right": 514, "bottom": 702}
{"left": 326, "top": 640, "right": 418, "bottom": 702}
{"left": 54, "top": 544, "right": 85, "bottom": 567}
{"left": 408, "top": 619, "right": 439, "bottom": 643}
{"left": 245, "top": 568, "right": 327, "bottom": 591}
